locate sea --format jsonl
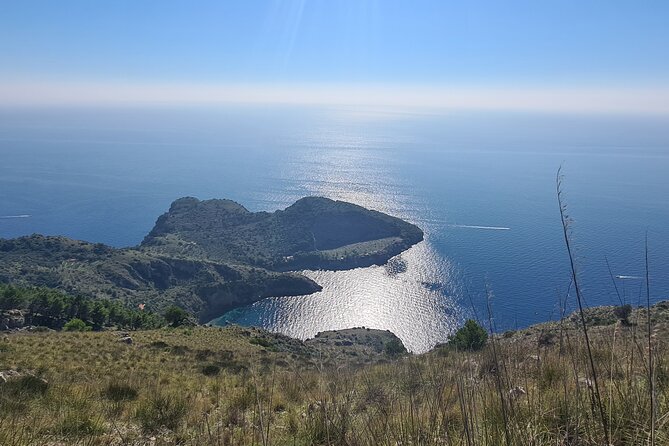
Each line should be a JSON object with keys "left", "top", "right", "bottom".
{"left": 1, "top": 105, "right": 668, "bottom": 352}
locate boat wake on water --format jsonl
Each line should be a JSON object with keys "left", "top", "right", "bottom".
{"left": 0, "top": 214, "right": 31, "bottom": 219}
{"left": 448, "top": 224, "right": 510, "bottom": 231}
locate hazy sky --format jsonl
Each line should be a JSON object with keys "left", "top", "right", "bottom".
{"left": 2, "top": 1, "right": 668, "bottom": 111}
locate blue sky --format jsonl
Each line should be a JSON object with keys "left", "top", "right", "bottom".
{"left": 1, "top": 1, "right": 668, "bottom": 110}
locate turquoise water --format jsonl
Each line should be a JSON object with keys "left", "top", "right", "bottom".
{"left": 1, "top": 106, "right": 668, "bottom": 352}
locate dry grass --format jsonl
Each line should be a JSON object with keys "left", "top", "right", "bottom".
{"left": 1, "top": 310, "right": 668, "bottom": 445}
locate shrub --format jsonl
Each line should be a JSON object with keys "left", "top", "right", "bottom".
{"left": 449, "top": 319, "right": 488, "bottom": 351}
{"left": 384, "top": 338, "right": 406, "bottom": 357}
{"left": 538, "top": 331, "right": 557, "bottom": 347}
{"left": 0, "top": 374, "right": 49, "bottom": 397}
{"left": 614, "top": 304, "right": 633, "bottom": 324}
{"left": 63, "top": 318, "right": 91, "bottom": 332}
{"left": 102, "top": 382, "right": 138, "bottom": 402}
{"left": 136, "top": 392, "right": 188, "bottom": 432}
{"left": 249, "top": 337, "right": 273, "bottom": 348}
{"left": 56, "top": 413, "right": 104, "bottom": 437}
{"left": 201, "top": 364, "right": 221, "bottom": 376}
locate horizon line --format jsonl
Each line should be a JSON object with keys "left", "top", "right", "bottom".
{"left": 2, "top": 82, "right": 669, "bottom": 115}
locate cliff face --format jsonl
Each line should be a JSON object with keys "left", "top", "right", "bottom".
{"left": 141, "top": 196, "right": 423, "bottom": 271}
{"left": 0, "top": 196, "right": 422, "bottom": 321}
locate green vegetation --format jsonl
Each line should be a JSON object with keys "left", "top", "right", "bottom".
{"left": 163, "top": 305, "right": 192, "bottom": 327}
{"left": 1, "top": 305, "right": 668, "bottom": 445}
{"left": 448, "top": 319, "right": 488, "bottom": 351}
{"left": 614, "top": 303, "right": 633, "bottom": 324}
{"left": 62, "top": 318, "right": 91, "bottom": 332}
{"left": 0, "top": 284, "right": 164, "bottom": 330}
{"left": 0, "top": 233, "right": 320, "bottom": 323}
{"left": 384, "top": 337, "right": 406, "bottom": 356}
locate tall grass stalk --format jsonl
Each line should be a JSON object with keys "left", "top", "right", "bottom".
{"left": 556, "top": 167, "right": 610, "bottom": 445}
{"left": 645, "top": 233, "right": 655, "bottom": 446}
{"left": 484, "top": 283, "right": 511, "bottom": 445}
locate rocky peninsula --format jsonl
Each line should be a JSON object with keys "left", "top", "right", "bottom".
{"left": 0, "top": 197, "right": 423, "bottom": 322}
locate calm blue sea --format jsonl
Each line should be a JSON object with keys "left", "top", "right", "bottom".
{"left": 1, "top": 106, "right": 668, "bottom": 352}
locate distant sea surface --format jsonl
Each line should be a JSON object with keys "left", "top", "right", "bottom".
{"left": 1, "top": 106, "right": 668, "bottom": 352}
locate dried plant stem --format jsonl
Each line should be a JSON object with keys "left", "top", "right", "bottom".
{"left": 485, "top": 283, "right": 511, "bottom": 445}
{"left": 556, "top": 167, "right": 610, "bottom": 445}
{"left": 646, "top": 233, "right": 655, "bottom": 446}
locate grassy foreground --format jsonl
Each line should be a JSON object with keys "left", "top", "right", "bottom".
{"left": 1, "top": 303, "right": 668, "bottom": 446}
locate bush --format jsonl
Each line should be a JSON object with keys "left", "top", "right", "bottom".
{"left": 538, "top": 331, "right": 556, "bottom": 347}
{"left": 0, "top": 374, "right": 49, "bottom": 397}
{"left": 384, "top": 338, "right": 406, "bottom": 357}
{"left": 201, "top": 364, "right": 221, "bottom": 376}
{"left": 249, "top": 337, "right": 273, "bottom": 348}
{"left": 164, "top": 306, "right": 190, "bottom": 328}
{"left": 614, "top": 304, "right": 633, "bottom": 324}
{"left": 102, "top": 382, "right": 138, "bottom": 402}
{"left": 56, "top": 413, "right": 104, "bottom": 437}
{"left": 449, "top": 319, "right": 488, "bottom": 351}
{"left": 63, "top": 318, "right": 91, "bottom": 332}
{"left": 136, "top": 392, "right": 188, "bottom": 431}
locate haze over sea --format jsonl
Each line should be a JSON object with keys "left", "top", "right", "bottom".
{"left": 1, "top": 106, "right": 668, "bottom": 352}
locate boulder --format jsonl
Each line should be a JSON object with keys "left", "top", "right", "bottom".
{"left": 0, "top": 309, "right": 25, "bottom": 330}
{"left": 119, "top": 336, "right": 133, "bottom": 345}
{"left": 0, "top": 369, "right": 21, "bottom": 383}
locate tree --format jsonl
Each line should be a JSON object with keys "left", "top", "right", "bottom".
{"left": 0, "top": 286, "right": 26, "bottom": 310}
{"left": 449, "top": 319, "right": 488, "bottom": 351}
{"left": 164, "top": 305, "right": 191, "bottom": 327}
{"left": 90, "top": 302, "right": 110, "bottom": 329}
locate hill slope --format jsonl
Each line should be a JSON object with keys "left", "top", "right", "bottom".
{"left": 2, "top": 302, "right": 669, "bottom": 445}
{"left": 0, "top": 235, "right": 320, "bottom": 322}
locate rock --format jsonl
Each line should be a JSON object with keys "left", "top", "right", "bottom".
{"left": 25, "top": 326, "right": 54, "bottom": 333}
{"left": 0, "top": 369, "right": 21, "bottom": 383}
{"left": 509, "top": 386, "right": 526, "bottom": 399}
{"left": 0, "top": 309, "right": 25, "bottom": 330}
{"left": 0, "top": 369, "right": 48, "bottom": 387}
{"left": 578, "top": 377, "right": 593, "bottom": 388}
{"left": 119, "top": 336, "right": 133, "bottom": 345}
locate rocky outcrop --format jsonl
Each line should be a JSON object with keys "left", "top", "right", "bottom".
{"left": 0, "top": 309, "right": 25, "bottom": 330}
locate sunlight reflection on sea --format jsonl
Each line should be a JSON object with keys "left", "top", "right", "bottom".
{"left": 212, "top": 124, "right": 465, "bottom": 353}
